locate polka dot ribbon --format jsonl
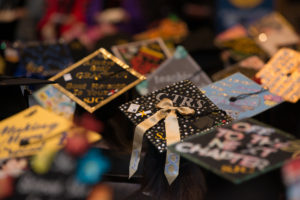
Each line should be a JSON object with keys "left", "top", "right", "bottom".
{"left": 129, "top": 98, "right": 195, "bottom": 184}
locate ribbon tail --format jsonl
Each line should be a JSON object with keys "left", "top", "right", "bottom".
{"left": 129, "top": 111, "right": 166, "bottom": 179}
{"left": 129, "top": 125, "right": 144, "bottom": 178}
{"left": 164, "top": 110, "right": 181, "bottom": 145}
{"left": 164, "top": 150, "right": 180, "bottom": 185}
{"left": 164, "top": 110, "right": 181, "bottom": 184}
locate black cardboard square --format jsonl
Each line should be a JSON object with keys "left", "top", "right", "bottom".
{"left": 16, "top": 42, "right": 73, "bottom": 79}
{"left": 50, "top": 48, "right": 145, "bottom": 113}
{"left": 119, "top": 80, "right": 233, "bottom": 152}
{"left": 170, "top": 118, "right": 295, "bottom": 184}
{"left": 146, "top": 46, "right": 211, "bottom": 93}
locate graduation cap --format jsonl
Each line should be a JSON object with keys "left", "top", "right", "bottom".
{"left": 33, "top": 85, "right": 76, "bottom": 120}
{"left": 0, "top": 75, "right": 55, "bottom": 120}
{"left": 215, "top": 36, "right": 268, "bottom": 61}
{"left": 256, "top": 48, "right": 300, "bottom": 103}
{"left": 119, "top": 80, "right": 232, "bottom": 184}
{"left": 0, "top": 105, "right": 72, "bottom": 159}
{"left": 0, "top": 104, "right": 101, "bottom": 160}
{"left": 15, "top": 42, "right": 74, "bottom": 79}
{"left": 111, "top": 38, "right": 172, "bottom": 75}
{"left": 211, "top": 56, "right": 265, "bottom": 81}
{"left": 49, "top": 48, "right": 145, "bottom": 113}
{"left": 170, "top": 118, "right": 295, "bottom": 184}
{"left": 145, "top": 46, "right": 211, "bottom": 94}
{"left": 201, "top": 72, "right": 283, "bottom": 120}
{"left": 248, "top": 12, "right": 299, "bottom": 57}
{"left": 133, "top": 17, "right": 188, "bottom": 43}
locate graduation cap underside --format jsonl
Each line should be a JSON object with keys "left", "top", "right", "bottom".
{"left": 0, "top": 76, "right": 55, "bottom": 120}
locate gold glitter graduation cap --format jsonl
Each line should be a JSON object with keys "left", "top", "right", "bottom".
{"left": 256, "top": 48, "right": 300, "bottom": 103}
{"left": 49, "top": 48, "right": 145, "bottom": 113}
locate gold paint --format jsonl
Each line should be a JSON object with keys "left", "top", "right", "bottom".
{"left": 90, "top": 65, "right": 96, "bottom": 71}
{"left": 49, "top": 48, "right": 145, "bottom": 113}
{"left": 83, "top": 59, "right": 114, "bottom": 67}
{"left": 26, "top": 62, "right": 44, "bottom": 73}
{"left": 66, "top": 83, "right": 87, "bottom": 90}
{"left": 221, "top": 165, "right": 255, "bottom": 174}
{"left": 83, "top": 97, "right": 104, "bottom": 104}
{"left": 86, "top": 89, "right": 109, "bottom": 96}
{"left": 139, "top": 110, "right": 147, "bottom": 117}
{"left": 73, "top": 89, "right": 83, "bottom": 96}
{"left": 155, "top": 132, "right": 166, "bottom": 140}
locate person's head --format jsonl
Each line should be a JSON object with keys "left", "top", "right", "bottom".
{"left": 140, "top": 141, "right": 207, "bottom": 200}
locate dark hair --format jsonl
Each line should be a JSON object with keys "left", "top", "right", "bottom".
{"left": 135, "top": 141, "right": 207, "bottom": 200}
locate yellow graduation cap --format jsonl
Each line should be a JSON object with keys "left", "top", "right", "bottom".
{"left": 256, "top": 48, "right": 300, "bottom": 103}
{"left": 0, "top": 105, "right": 100, "bottom": 159}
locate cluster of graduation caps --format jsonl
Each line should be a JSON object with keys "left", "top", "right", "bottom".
{"left": 0, "top": 11, "right": 300, "bottom": 199}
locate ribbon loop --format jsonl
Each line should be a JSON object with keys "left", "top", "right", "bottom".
{"left": 177, "top": 107, "right": 195, "bottom": 115}
{"left": 129, "top": 98, "right": 195, "bottom": 184}
{"left": 156, "top": 98, "right": 173, "bottom": 109}
{"left": 157, "top": 98, "right": 195, "bottom": 115}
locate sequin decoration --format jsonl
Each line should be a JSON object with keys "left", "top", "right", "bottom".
{"left": 119, "top": 80, "right": 232, "bottom": 152}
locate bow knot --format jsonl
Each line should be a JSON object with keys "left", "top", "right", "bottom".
{"left": 129, "top": 98, "right": 195, "bottom": 184}
{"left": 156, "top": 98, "right": 195, "bottom": 117}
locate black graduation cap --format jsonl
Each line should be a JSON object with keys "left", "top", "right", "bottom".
{"left": 0, "top": 75, "right": 55, "bottom": 120}
{"left": 67, "top": 39, "right": 89, "bottom": 62}
{"left": 119, "top": 80, "right": 233, "bottom": 184}
{"left": 170, "top": 118, "right": 295, "bottom": 184}
{"left": 120, "top": 80, "right": 233, "bottom": 153}
{"left": 15, "top": 42, "right": 74, "bottom": 79}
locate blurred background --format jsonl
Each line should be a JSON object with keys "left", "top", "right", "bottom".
{"left": 1, "top": 0, "right": 300, "bottom": 41}
{"left": 1, "top": 0, "right": 300, "bottom": 76}
{"left": 1, "top": 1, "right": 300, "bottom": 200}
